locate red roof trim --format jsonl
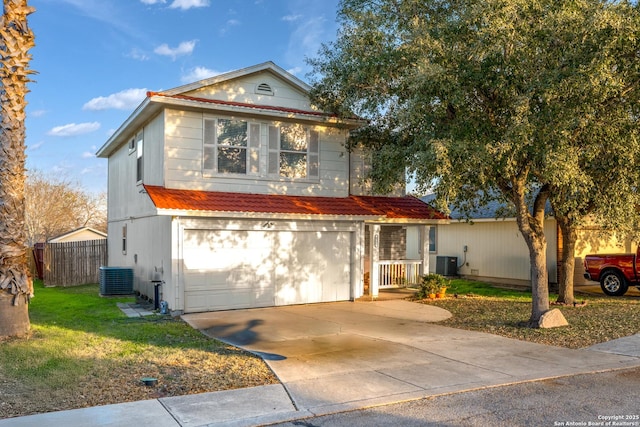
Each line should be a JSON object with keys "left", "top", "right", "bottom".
{"left": 147, "top": 91, "right": 339, "bottom": 119}
{"left": 143, "top": 186, "right": 447, "bottom": 220}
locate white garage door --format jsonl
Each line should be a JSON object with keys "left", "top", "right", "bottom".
{"left": 182, "top": 229, "right": 351, "bottom": 312}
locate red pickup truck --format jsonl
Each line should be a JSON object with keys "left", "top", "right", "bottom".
{"left": 583, "top": 247, "right": 640, "bottom": 296}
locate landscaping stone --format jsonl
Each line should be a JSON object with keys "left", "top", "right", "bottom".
{"left": 538, "top": 308, "right": 569, "bottom": 329}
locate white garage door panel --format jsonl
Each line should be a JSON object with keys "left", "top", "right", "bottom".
{"left": 182, "top": 228, "right": 351, "bottom": 312}
{"left": 273, "top": 231, "right": 350, "bottom": 306}
{"left": 184, "top": 288, "right": 273, "bottom": 312}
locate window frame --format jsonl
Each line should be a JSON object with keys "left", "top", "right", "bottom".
{"left": 268, "top": 124, "right": 319, "bottom": 180}
{"left": 122, "top": 224, "right": 127, "bottom": 255}
{"left": 203, "top": 116, "right": 260, "bottom": 176}
{"left": 428, "top": 226, "right": 437, "bottom": 253}
{"left": 135, "top": 131, "right": 143, "bottom": 184}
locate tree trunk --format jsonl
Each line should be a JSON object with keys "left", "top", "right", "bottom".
{"left": 556, "top": 215, "right": 576, "bottom": 305}
{"left": 511, "top": 183, "right": 550, "bottom": 327}
{"left": 526, "top": 233, "right": 549, "bottom": 325}
{"left": 0, "top": 0, "right": 36, "bottom": 339}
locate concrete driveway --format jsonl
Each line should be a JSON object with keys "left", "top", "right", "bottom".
{"left": 182, "top": 300, "right": 640, "bottom": 418}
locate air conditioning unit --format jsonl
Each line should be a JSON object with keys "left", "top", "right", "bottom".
{"left": 436, "top": 256, "right": 458, "bottom": 276}
{"left": 99, "top": 267, "right": 134, "bottom": 296}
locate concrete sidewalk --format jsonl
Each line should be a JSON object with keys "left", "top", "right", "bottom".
{"left": 2, "top": 300, "right": 639, "bottom": 427}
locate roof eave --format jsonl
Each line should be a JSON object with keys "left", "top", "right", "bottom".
{"left": 161, "top": 61, "right": 312, "bottom": 96}
{"left": 155, "top": 208, "right": 382, "bottom": 221}
{"left": 96, "top": 97, "right": 157, "bottom": 158}
{"left": 153, "top": 95, "right": 364, "bottom": 128}
{"left": 366, "top": 218, "right": 450, "bottom": 225}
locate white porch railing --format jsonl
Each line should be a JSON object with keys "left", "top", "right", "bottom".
{"left": 378, "top": 260, "right": 422, "bottom": 288}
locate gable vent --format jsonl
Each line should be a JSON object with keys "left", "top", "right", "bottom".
{"left": 256, "top": 82, "right": 274, "bottom": 96}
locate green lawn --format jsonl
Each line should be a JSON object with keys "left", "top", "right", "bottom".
{"left": 421, "top": 278, "right": 640, "bottom": 349}
{"left": 2, "top": 278, "right": 638, "bottom": 419}
{"left": 0, "top": 280, "right": 276, "bottom": 419}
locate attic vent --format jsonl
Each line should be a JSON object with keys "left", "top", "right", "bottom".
{"left": 256, "top": 83, "right": 274, "bottom": 96}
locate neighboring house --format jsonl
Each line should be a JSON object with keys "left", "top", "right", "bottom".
{"left": 47, "top": 227, "right": 107, "bottom": 243}
{"left": 96, "top": 62, "right": 447, "bottom": 314}
{"left": 421, "top": 195, "right": 635, "bottom": 288}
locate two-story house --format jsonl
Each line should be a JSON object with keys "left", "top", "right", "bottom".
{"left": 96, "top": 62, "right": 447, "bottom": 314}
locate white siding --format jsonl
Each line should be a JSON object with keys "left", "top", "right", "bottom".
{"left": 163, "top": 109, "right": 352, "bottom": 196}
{"left": 186, "top": 73, "right": 312, "bottom": 112}
{"left": 106, "top": 112, "right": 164, "bottom": 222}
{"left": 431, "top": 219, "right": 557, "bottom": 287}
{"left": 107, "top": 216, "right": 172, "bottom": 303}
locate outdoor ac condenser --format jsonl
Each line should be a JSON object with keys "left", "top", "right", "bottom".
{"left": 436, "top": 256, "right": 458, "bottom": 276}
{"left": 99, "top": 267, "right": 134, "bottom": 296}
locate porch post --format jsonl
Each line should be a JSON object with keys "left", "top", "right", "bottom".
{"left": 370, "top": 224, "right": 380, "bottom": 298}
{"left": 420, "top": 225, "right": 430, "bottom": 276}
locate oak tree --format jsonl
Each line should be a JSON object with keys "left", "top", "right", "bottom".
{"left": 309, "top": 0, "right": 640, "bottom": 325}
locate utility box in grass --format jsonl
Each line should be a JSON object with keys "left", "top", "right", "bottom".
{"left": 99, "top": 267, "right": 134, "bottom": 296}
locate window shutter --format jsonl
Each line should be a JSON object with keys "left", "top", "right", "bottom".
{"left": 249, "top": 123, "right": 261, "bottom": 174}
{"left": 268, "top": 125, "right": 279, "bottom": 175}
{"left": 203, "top": 119, "right": 216, "bottom": 171}
{"left": 308, "top": 130, "right": 319, "bottom": 178}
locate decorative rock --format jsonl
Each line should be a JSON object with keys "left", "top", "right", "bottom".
{"left": 538, "top": 308, "right": 569, "bottom": 329}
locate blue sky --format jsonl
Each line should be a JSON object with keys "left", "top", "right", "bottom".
{"left": 25, "top": 0, "right": 340, "bottom": 193}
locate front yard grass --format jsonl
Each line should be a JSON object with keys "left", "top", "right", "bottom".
{"left": 0, "top": 280, "right": 277, "bottom": 419}
{"left": 2, "top": 278, "right": 638, "bottom": 419}
{"left": 420, "top": 279, "right": 640, "bottom": 349}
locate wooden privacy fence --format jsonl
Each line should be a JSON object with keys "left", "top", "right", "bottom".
{"left": 40, "top": 239, "right": 107, "bottom": 287}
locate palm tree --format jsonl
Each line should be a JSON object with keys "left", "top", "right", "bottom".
{"left": 0, "top": 0, "right": 35, "bottom": 338}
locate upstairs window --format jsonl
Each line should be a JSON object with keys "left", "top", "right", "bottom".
{"left": 135, "top": 131, "right": 143, "bottom": 183}
{"left": 203, "top": 118, "right": 260, "bottom": 175}
{"left": 268, "top": 124, "right": 319, "bottom": 179}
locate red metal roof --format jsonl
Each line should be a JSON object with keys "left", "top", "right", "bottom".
{"left": 144, "top": 186, "right": 446, "bottom": 220}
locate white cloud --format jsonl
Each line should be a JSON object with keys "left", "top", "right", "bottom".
{"left": 47, "top": 122, "right": 101, "bottom": 137}
{"left": 154, "top": 40, "right": 197, "bottom": 60}
{"left": 27, "top": 141, "right": 45, "bottom": 150}
{"left": 287, "top": 66, "right": 303, "bottom": 76}
{"left": 140, "top": 0, "right": 166, "bottom": 4}
{"left": 83, "top": 88, "right": 148, "bottom": 111}
{"left": 282, "top": 14, "right": 302, "bottom": 22}
{"left": 181, "top": 66, "right": 223, "bottom": 83}
{"left": 82, "top": 151, "right": 96, "bottom": 159}
{"left": 169, "top": 0, "right": 209, "bottom": 10}
{"left": 127, "top": 48, "right": 149, "bottom": 61}
{"left": 30, "top": 109, "right": 47, "bottom": 118}
{"left": 219, "top": 19, "right": 240, "bottom": 36}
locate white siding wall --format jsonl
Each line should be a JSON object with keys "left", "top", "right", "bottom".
{"left": 163, "top": 109, "right": 352, "bottom": 196}
{"left": 107, "top": 112, "right": 164, "bottom": 222}
{"left": 186, "top": 73, "right": 311, "bottom": 111}
{"left": 106, "top": 112, "right": 166, "bottom": 283}
{"left": 430, "top": 219, "right": 558, "bottom": 287}
{"left": 107, "top": 215, "right": 172, "bottom": 302}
